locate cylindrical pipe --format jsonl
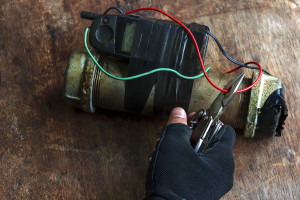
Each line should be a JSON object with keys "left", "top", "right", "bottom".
{"left": 64, "top": 49, "right": 251, "bottom": 130}
{"left": 64, "top": 49, "right": 288, "bottom": 138}
{"left": 92, "top": 59, "right": 251, "bottom": 129}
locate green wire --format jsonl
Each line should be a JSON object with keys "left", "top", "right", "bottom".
{"left": 84, "top": 27, "right": 211, "bottom": 80}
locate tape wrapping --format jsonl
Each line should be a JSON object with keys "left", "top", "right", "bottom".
{"left": 124, "top": 20, "right": 209, "bottom": 114}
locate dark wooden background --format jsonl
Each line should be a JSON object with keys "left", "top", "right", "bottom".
{"left": 0, "top": 0, "right": 299, "bottom": 199}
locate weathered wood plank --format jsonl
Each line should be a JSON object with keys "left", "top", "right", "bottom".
{"left": 0, "top": 0, "right": 299, "bottom": 199}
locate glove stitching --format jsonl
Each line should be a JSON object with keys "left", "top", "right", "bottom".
{"left": 150, "top": 127, "right": 167, "bottom": 193}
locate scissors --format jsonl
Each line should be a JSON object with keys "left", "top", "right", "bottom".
{"left": 189, "top": 73, "right": 245, "bottom": 152}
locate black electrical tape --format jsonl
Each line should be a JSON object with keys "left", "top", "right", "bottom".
{"left": 124, "top": 20, "right": 209, "bottom": 114}
{"left": 124, "top": 20, "right": 158, "bottom": 112}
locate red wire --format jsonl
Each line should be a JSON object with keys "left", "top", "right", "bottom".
{"left": 125, "top": 8, "right": 262, "bottom": 93}
{"left": 226, "top": 66, "right": 242, "bottom": 74}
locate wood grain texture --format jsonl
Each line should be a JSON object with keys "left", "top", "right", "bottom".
{"left": 0, "top": 0, "right": 299, "bottom": 199}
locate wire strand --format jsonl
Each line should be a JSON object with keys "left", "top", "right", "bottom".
{"left": 103, "top": 7, "right": 124, "bottom": 15}
{"left": 206, "top": 31, "right": 271, "bottom": 75}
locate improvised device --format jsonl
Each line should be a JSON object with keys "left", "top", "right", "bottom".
{"left": 63, "top": 7, "right": 288, "bottom": 138}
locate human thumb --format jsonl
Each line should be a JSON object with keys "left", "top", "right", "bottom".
{"left": 167, "top": 107, "right": 187, "bottom": 125}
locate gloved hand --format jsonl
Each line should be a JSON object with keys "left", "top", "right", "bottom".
{"left": 145, "top": 107, "right": 236, "bottom": 200}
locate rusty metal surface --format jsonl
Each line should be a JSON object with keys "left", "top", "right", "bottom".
{"left": 0, "top": 0, "right": 299, "bottom": 199}
{"left": 244, "top": 72, "right": 284, "bottom": 138}
{"left": 64, "top": 49, "right": 252, "bottom": 130}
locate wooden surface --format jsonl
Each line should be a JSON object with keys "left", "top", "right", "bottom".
{"left": 0, "top": 0, "right": 299, "bottom": 199}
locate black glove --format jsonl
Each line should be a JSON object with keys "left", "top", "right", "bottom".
{"left": 145, "top": 123, "right": 236, "bottom": 200}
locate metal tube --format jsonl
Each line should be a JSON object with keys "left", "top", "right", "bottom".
{"left": 64, "top": 49, "right": 286, "bottom": 137}
{"left": 64, "top": 49, "right": 250, "bottom": 130}
{"left": 92, "top": 51, "right": 251, "bottom": 129}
